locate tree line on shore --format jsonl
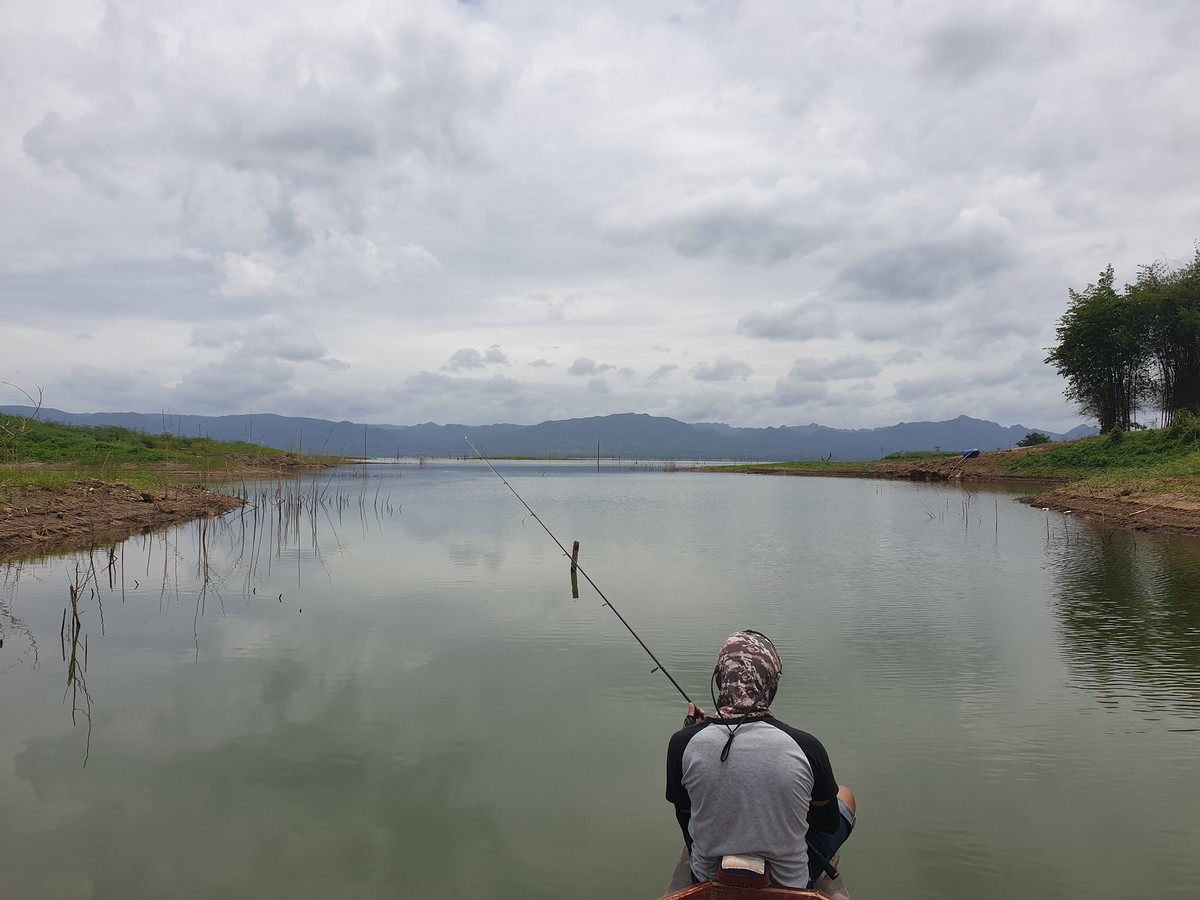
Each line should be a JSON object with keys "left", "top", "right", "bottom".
{"left": 1046, "top": 245, "right": 1200, "bottom": 434}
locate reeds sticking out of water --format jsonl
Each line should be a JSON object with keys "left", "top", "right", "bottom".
{"left": 207, "top": 469, "right": 402, "bottom": 588}
{"left": 3, "top": 471, "right": 403, "bottom": 767}
{"left": 63, "top": 563, "right": 94, "bottom": 765}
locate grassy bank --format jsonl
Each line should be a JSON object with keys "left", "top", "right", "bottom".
{"left": 711, "top": 415, "right": 1200, "bottom": 535}
{"left": 1, "top": 413, "right": 340, "bottom": 493}
{"left": 716, "top": 414, "right": 1200, "bottom": 484}
{"left": 1, "top": 413, "right": 348, "bottom": 561}
{"left": 994, "top": 416, "right": 1200, "bottom": 485}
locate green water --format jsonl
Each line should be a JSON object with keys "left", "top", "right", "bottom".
{"left": 2, "top": 463, "right": 1198, "bottom": 899}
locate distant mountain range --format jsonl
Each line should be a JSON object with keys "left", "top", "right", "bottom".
{"left": 2, "top": 406, "right": 1097, "bottom": 462}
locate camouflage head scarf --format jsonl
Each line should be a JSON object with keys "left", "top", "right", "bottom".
{"left": 714, "top": 630, "right": 782, "bottom": 719}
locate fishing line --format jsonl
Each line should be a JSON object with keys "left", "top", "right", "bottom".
{"left": 467, "top": 448, "right": 839, "bottom": 874}
{"left": 465, "top": 437, "right": 693, "bottom": 704}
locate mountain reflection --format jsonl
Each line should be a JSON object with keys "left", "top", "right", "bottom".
{"left": 1048, "top": 526, "right": 1200, "bottom": 719}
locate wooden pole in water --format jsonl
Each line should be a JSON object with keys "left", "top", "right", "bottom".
{"left": 571, "top": 540, "right": 580, "bottom": 599}
{"left": 465, "top": 435, "right": 694, "bottom": 704}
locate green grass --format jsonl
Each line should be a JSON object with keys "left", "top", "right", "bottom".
{"left": 1, "top": 413, "right": 280, "bottom": 465}
{"left": 709, "top": 415, "right": 1200, "bottom": 492}
{"left": 711, "top": 450, "right": 958, "bottom": 472}
{"left": 709, "top": 459, "right": 873, "bottom": 473}
{"left": 0, "top": 413, "right": 336, "bottom": 483}
{"left": 998, "top": 419, "right": 1200, "bottom": 478}
{"left": 0, "top": 467, "right": 173, "bottom": 493}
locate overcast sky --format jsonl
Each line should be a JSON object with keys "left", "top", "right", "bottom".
{"left": 3, "top": 1, "right": 1197, "bottom": 431}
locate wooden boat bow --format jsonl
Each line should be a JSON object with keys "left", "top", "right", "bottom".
{"left": 660, "top": 851, "right": 851, "bottom": 900}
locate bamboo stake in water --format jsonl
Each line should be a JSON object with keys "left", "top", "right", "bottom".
{"left": 465, "top": 437, "right": 692, "bottom": 704}
{"left": 570, "top": 540, "right": 580, "bottom": 599}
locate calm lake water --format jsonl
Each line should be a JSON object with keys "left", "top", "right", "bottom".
{"left": 2, "top": 462, "right": 1199, "bottom": 900}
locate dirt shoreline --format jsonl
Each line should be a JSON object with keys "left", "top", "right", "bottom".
{"left": 1018, "top": 483, "right": 1200, "bottom": 536}
{"left": 0, "top": 479, "right": 241, "bottom": 562}
{"left": 717, "top": 453, "right": 1200, "bottom": 538}
{"left": 4, "top": 454, "right": 1199, "bottom": 562}
{"left": 0, "top": 461, "right": 338, "bottom": 563}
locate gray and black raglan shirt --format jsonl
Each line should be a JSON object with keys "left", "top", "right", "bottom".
{"left": 666, "top": 718, "right": 839, "bottom": 888}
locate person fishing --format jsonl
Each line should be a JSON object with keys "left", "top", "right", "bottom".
{"left": 464, "top": 442, "right": 855, "bottom": 888}
{"left": 665, "top": 630, "right": 856, "bottom": 889}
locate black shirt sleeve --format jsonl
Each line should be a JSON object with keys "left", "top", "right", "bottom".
{"left": 666, "top": 724, "right": 703, "bottom": 850}
{"left": 765, "top": 719, "right": 840, "bottom": 834}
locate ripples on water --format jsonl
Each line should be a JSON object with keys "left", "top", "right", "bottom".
{"left": 1, "top": 464, "right": 1199, "bottom": 899}
{"left": 1050, "top": 529, "right": 1200, "bottom": 722}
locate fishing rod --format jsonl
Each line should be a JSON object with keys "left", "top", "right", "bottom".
{"left": 465, "top": 437, "right": 693, "bottom": 705}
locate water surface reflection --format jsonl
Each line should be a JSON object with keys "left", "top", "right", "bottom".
{"left": 1050, "top": 527, "right": 1200, "bottom": 721}
{"left": 1, "top": 465, "right": 1198, "bottom": 900}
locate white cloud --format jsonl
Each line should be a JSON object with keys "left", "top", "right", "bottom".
{"left": 785, "top": 356, "right": 882, "bottom": 382}
{"left": 443, "top": 348, "right": 487, "bottom": 371}
{"left": 3, "top": 0, "right": 1197, "bottom": 433}
{"left": 691, "top": 358, "right": 753, "bottom": 382}
{"left": 774, "top": 379, "right": 830, "bottom": 408}
{"left": 443, "top": 345, "right": 507, "bottom": 372}
{"left": 598, "top": 177, "right": 832, "bottom": 265}
{"left": 568, "top": 357, "right": 614, "bottom": 377}
{"left": 738, "top": 298, "right": 840, "bottom": 341}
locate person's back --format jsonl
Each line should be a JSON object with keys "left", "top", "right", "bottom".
{"left": 665, "top": 631, "right": 855, "bottom": 889}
